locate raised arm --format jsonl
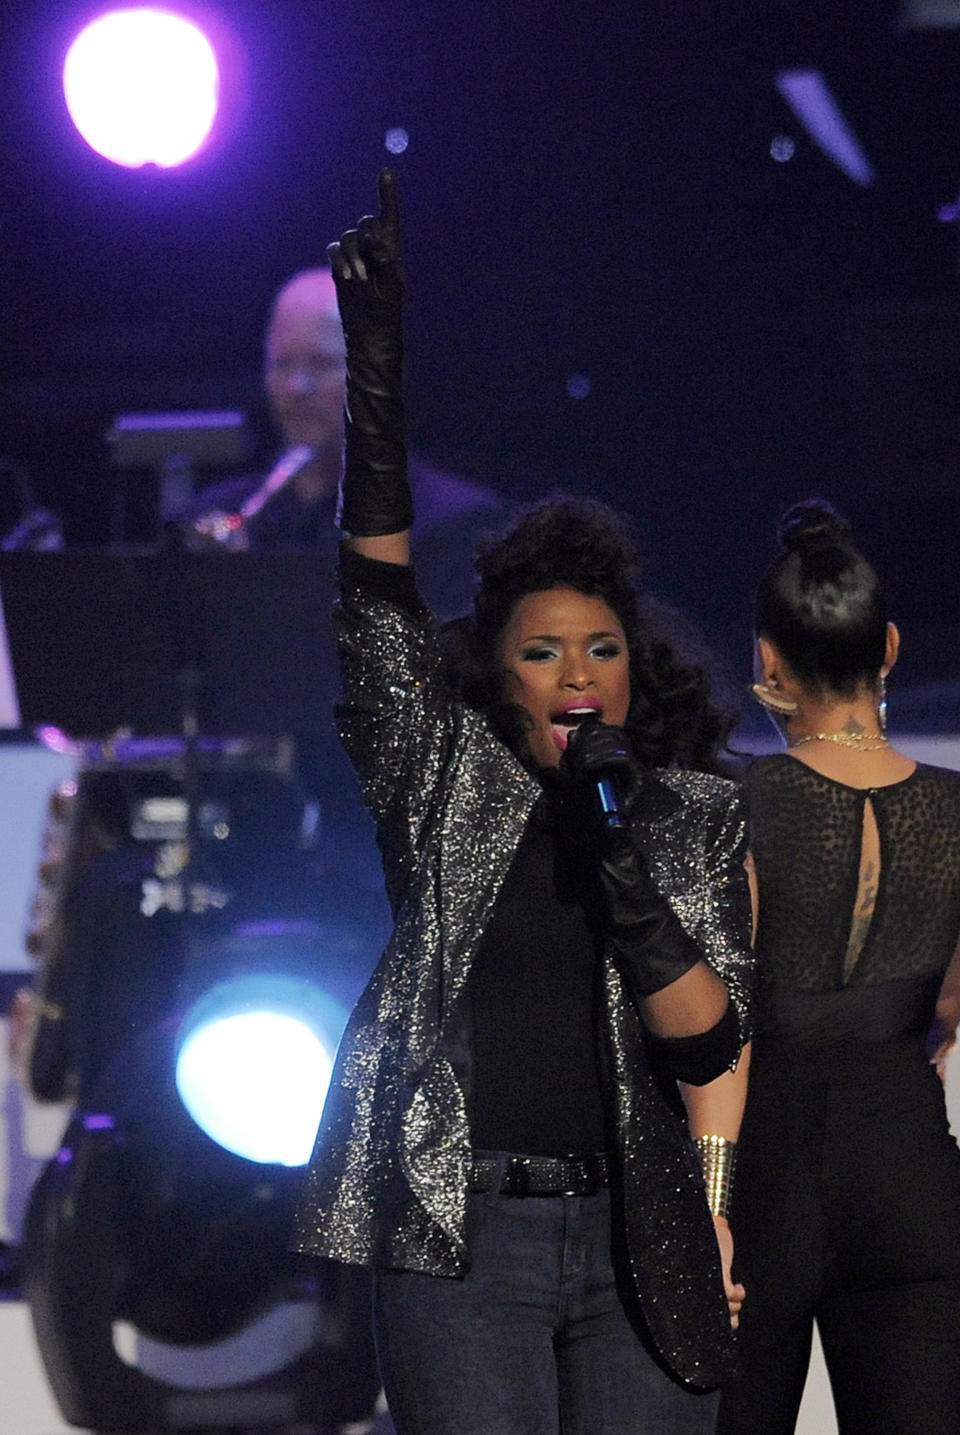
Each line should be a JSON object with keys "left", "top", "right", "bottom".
{"left": 328, "top": 169, "right": 412, "bottom": 566}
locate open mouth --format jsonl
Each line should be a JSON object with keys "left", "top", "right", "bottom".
{"left": 549, "top": 706, "right": 601, "bottom": 751}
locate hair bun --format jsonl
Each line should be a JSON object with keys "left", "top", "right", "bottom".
{"left": 777, "top": 499, "right": 851, "bottom": 556}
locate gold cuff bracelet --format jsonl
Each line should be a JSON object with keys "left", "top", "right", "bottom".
{"left": 694, "top": 1134, "right": 737, "bottom": 1220}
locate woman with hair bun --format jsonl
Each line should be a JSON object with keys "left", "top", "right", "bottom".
{"left": 717, "top": 500, "right": 960, "bottom": 1435}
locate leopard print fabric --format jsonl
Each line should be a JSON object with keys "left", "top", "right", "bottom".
{"left": 747, "top": 755, "right": 960, "bottom": 990}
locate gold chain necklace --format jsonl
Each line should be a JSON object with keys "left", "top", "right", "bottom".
{"left": 788, "top": 731, "right": 888, "bottom": 751}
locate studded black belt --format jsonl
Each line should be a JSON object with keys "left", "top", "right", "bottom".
{"left": 469, "top": 1150, "right": 611, "bottom": 1197}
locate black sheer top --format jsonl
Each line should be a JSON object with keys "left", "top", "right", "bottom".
{"left": 747, "top": 756, "right": 960, "bottom": 1042}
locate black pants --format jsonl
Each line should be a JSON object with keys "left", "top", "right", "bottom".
{"left": 717, "top": 1276, "right": 960, "bottom": 1435}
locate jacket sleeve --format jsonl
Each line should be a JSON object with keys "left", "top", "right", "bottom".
{"left": 695, "top": 781, "right": 755, "bottom": 1052}
{"left": 333, "top": 547, "right": 457, "bottom": 890}
{"left": 638, "top": 776, "right": 755, "bottom": 1078}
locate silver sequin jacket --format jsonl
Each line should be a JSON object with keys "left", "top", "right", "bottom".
{"left": 293, "top": 558, "right": 755, "bottom": 1389}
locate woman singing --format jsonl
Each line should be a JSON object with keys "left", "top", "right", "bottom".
{"left": 718, "top": 501, "right": 960, "bottom": 1435}
{"left": 293, "top": 173, "right": 755, "bottom": 1435}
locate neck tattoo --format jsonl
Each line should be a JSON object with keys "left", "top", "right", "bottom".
{"left": 788, "top": 715, "right": 888, "bottom": 752}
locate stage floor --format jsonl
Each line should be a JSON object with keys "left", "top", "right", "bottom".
{"left": 1, "top": 1293, "right": 840, "bottom": 1435}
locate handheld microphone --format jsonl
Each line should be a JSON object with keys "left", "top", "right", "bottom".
{"left": 570, "top": 716, "right": 631, "bottom": 834}
{"left": 594, "top": 772, "right": 629, "bottom": 832}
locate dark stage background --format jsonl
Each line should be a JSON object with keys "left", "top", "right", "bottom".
{"left": 2, "top": 0, "right": 959, "bottom": 721}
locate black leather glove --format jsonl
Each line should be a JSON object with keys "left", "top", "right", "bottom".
{"left": 327, "top": 168, "right": 413, "bottom": 537}
{"left": 562, "top": 716, "right": 633, "bottom": 846}
{"left": 565, "top": 719, "right": 703, "bottom": 997}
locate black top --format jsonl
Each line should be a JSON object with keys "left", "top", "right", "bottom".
{"left": 467, "top": 791, "right": 608, "bottom": 1156}
{"left": 747, "top": 755, "right": 960, "bottom": 994}
{"left": 465, "top": 773, "right": 742, "bottom": 1153}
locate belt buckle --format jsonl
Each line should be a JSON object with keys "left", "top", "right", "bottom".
{"left": 505, "top": 1155, "right": 531, "bottom": 1196}
{"left": 561, "top": 1156, "right": 586, "bottom": 1197}
{"left": 564, "top": 1154, "right": 602, "bottom": 1196}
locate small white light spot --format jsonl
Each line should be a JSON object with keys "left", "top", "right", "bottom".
{"left": 385, "top": 127, "right": 409, "bottom": 155}
{"left": 566, "top": 373, "right": 591, "bottom": 400}
{"left": 770, "top": 134, "right": 796, "bottom": 163}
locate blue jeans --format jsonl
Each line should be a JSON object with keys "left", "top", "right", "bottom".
{"left": 373, "top": 1187, "right": 719, "bottom": 1434}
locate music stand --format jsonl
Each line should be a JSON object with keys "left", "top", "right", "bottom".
{"left": 0, "top": 549, "right": 339, "bottom": 740}
{"left": 0, "top": 548, "right": 343, "bottom": 971}
{"left": 106, "top": 409, "right": 251, "bottom": 537}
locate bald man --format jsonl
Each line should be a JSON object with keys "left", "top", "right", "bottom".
{"left": 262, "top": 268, "right": 346, "bottom": 504}
{"left": 190, "top": 266, "right": 506, "bottom": 619}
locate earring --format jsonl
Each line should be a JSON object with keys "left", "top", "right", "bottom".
{"left": 878, "top": 674, "right": 888, "bottom": 734}
{"left": 750, "top": 681, "right": 799, "bottom": 718}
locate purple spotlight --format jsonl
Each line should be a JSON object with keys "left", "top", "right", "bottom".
{"left": 63, "top": 8, "right": 220, "bottom": 169}
{"left": 774, "top": 70, "right": 874, "bottom": 188}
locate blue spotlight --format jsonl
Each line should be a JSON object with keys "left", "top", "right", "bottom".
{"left": 175, "top": 974, "right": 347, "bottom": 1166}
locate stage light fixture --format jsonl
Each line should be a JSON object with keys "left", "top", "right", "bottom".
{"left": 63, "top": 8, "right": 220, "bottom": 168}
{"left": 22, "top": 1005, "right": 379, "bottom": 1433}
{"left": 174, "top": 972, "right": 348, "bottom": 1166}
{"left": 15, "top": 740, "right": 388, "bottom": 1432}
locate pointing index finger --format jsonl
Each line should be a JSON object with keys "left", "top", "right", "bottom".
{"left": 378, "top": 168, "right": 400, "bottom": 243}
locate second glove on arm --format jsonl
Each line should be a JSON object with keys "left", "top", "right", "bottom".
{"left": 565, "top": 718, "right": 706, "bottom": 998}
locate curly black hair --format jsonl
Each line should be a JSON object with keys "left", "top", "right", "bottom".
{"left": 445, "top": 495, "right": 734, "bottom": 773}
